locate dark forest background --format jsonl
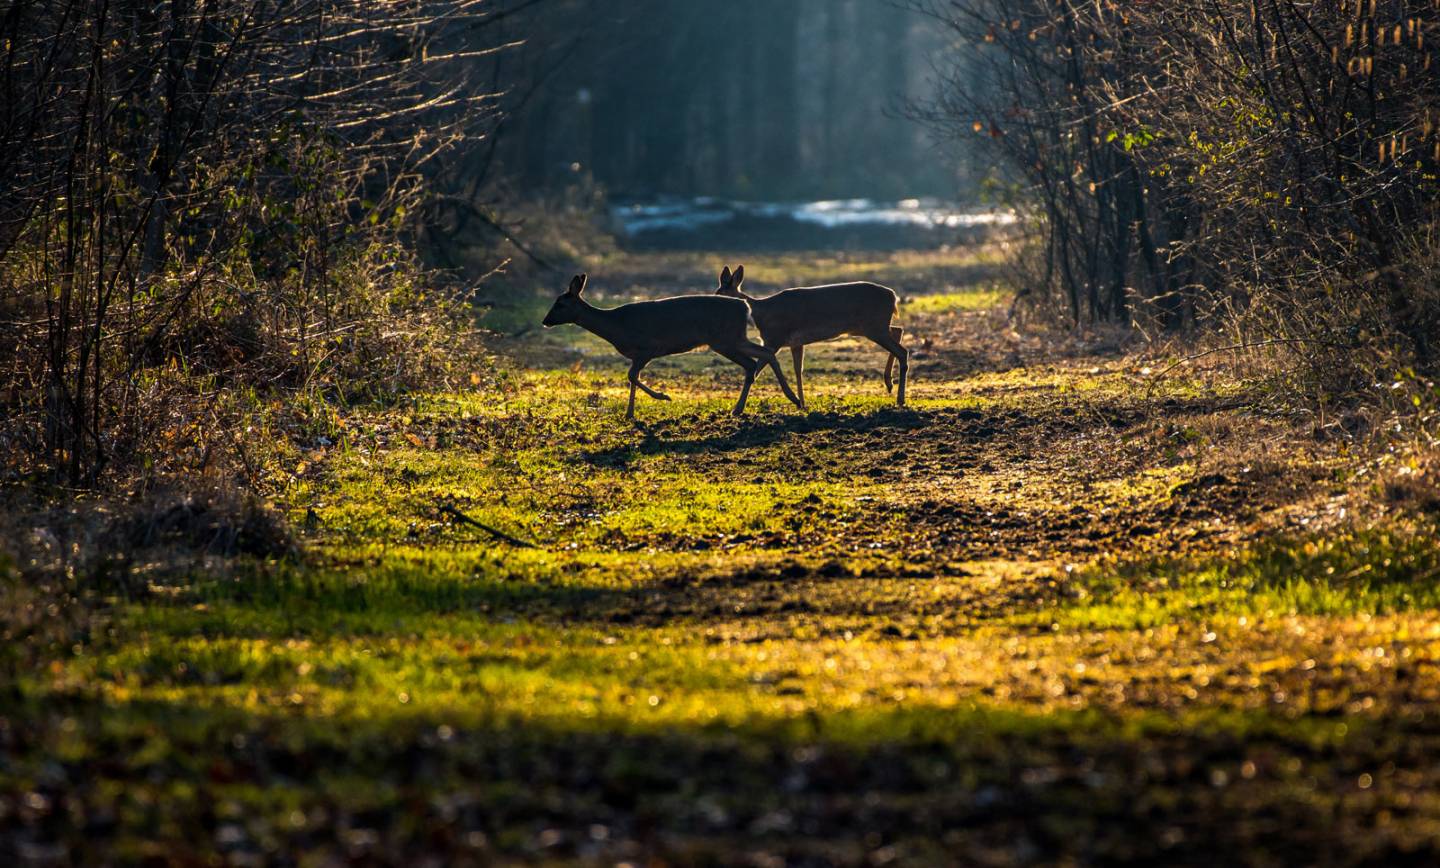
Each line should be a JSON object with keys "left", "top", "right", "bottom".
{"left": 474, "top": 0, "right": 957, "bottom": 200}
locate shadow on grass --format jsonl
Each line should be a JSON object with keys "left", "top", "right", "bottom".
{"left": 188, "top": 522, "right": 1440, "bottom": 642}
{"left": 578, "top": 391, "right": 1251, "bottom": 472}
{"left": 582, "top": 406, "right": 995, "bottom": 470}
{"left": 182, "top": 554, "right": 1032, "bottom": 638}
{"left": 4, "top": 687, "right": 1433, "bottom": 865}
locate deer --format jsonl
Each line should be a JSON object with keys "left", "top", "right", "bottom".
{"left": 714, "top": 265, "right": 909, "bottom": 408}
{"left": 541, "top": 273, "right": 804, "bottom": 419}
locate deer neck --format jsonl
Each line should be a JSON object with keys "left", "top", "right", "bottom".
{"left": 570, "top": 301, "right": 628, "bottom": 345}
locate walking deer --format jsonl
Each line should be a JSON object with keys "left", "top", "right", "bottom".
{"left": 715, "top": 266, "right": 909, "bottom": 408}
{"left": 541, "top": 274, "right": 804, "bottom": 419}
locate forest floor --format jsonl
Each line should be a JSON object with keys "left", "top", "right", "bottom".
{"left": 6, "top": 246, "right": 1440, "bottom": 865}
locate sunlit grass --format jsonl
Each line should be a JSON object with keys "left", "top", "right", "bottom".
{"left": 901, "top": 284, "right": 1009, "bottom": 314}
{"left": 9, "top": 247, "right": 1440, "bottom": 862}
{"left": 1048, "top": 526, "right": 1440, "bottom": 629}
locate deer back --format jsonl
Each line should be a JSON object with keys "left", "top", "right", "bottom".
{"left": 601, "top": 295, "right": 752, "bottom": 357}
{"left": 750, "top": 282, "right": 898, "bottom": 347}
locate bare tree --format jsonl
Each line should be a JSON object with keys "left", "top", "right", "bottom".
{"left": 917, "top": 0, "right": 1440, "bottom": 376}
{"left": 1, "top": 0, "right": 516, "bottom": 484}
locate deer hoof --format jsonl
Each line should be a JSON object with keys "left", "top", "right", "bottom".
{"left": 656, "top": 392, "right": 672, "bottom": 401}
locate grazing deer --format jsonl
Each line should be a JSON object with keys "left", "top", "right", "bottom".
{"left": 541, "top": 274, "right": 803, "bottom": 419}
{"left": 715, "top": 266, "right": 909, "bottom": 408}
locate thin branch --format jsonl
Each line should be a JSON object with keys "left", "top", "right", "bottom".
{"left": 438, "top": 504, "right": 538, "bottom": 549}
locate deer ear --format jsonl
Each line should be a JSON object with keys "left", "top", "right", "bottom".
{"left": 568, "top": 274, "right": 588, "bottom": 296}
{"left": 732, "top": 265, "right": 745, "bottom": 288}
{"left": 719, "top": 266, "right": 733, "bottom": 288}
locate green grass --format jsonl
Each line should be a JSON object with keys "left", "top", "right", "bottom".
{"left": 901, "top": 284, "right": 1009, "bottom": 314}
{"left": 6, "top": 247, "right": 1440, "bottom": 864}
{"left": 1049, "top": 527, "right": 1440, "bottom": 629}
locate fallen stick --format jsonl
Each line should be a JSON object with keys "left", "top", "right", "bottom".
{"left": 437, "top": 504, "right": 538, "bottom": 549}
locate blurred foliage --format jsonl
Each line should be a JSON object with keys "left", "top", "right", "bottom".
{"left": 479, "top": 0, "right": 950, "bottom": 201}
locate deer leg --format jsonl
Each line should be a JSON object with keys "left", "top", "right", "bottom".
{"left": 628, "top": 358, "right": 671, "bottom": 401}
{"left": 868, "top": 330, "right": 909, "bottom": 407}
{"left": 884, "top": 327, "right": 904, "bottom": 393}
{"left": 789, "top": 345, "right": 807, "bottom": 410}
{"left": 738, "top": 341, "right": 803, "bottom": 409}
{"left": 735, "top": 362, "right": 757, "bottom": 416}
{"left": 714, "top": 347, "right": 759, "bottom": 416}
{"left": 625, "top": 357, "right": 659, "bottom": 419}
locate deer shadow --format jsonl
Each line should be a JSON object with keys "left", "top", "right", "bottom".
{"left": 580, "top": 406, "right": 956, "bottom": 470}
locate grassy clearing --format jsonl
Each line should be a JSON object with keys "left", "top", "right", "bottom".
{"left": 901, "top": 283, "right": 1009, "bottom": 314}
{"left": 5, "top": 246, "right": 1440, "bottom": 864}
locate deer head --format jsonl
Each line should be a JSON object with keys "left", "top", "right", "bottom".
{"left": 542, "top": 274, "right": 589, "bottom": 327}
{"left": 714, "top": 265, "right": 746, "bottom": 299}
